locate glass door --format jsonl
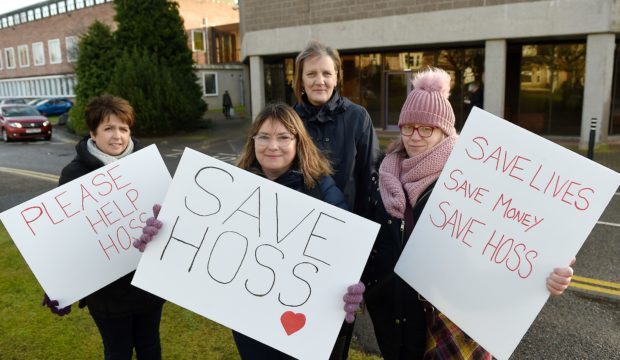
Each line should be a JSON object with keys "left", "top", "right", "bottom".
{"left": 384, "top": 71, "right": 413, "bottom": 130}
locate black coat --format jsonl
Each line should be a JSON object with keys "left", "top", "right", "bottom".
{"left": 294, "top": 92, "right": 379, "bottom": 216}
{"left": 361, "top": 173, "right": 437, "bottom": 360}
{"left": 59, "top": 136, "right": 164, "bottom": 318}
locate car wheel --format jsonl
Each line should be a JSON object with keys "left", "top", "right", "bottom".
{"left": 2, "top": 129, "right": 9, "bottom": 143}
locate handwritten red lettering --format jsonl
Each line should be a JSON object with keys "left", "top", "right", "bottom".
{"left": 429, "top": 201, "right": 486, "bottom": 247}
{"left": 107, "top": 164, "right": 131, "bottom": 191}
{"left": 91, "top": 172, "right": 113, "bottom": 196}
{"left": 54, "top": 190, "right": 80, "bottom": 218}
{"left": 21, "top": 206, "right": 43, "bottom": 236}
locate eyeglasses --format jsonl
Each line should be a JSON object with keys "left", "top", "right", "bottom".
{"left": 400, "top": 125, "right": 435, "bottom": 138}
{"left": 253, "top": 134, "right": 296, "bottom": 147}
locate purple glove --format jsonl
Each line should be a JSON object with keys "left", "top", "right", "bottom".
{"left": 42, "top": 293, "right": 71, "bottom": 316}
{"left": 343, "top": 281, "right": 365, "bottom": 324}
{"left": 133, "top": 204, "right": 163, "bottom": 252}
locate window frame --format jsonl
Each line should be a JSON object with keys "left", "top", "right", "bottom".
{"left": 32, "top": 42, "right": 45, "bottom": 66}
{"left": 65, "top": 36, "right": 78, "bottom": 63}
{"left": 17, "top": 45, "right": 29, "bottom": 68}
{"left": 48, "top": 39, "right": 62, "bottom": 64}
{"left": 202, "top": 72, "right": 218, "bottom": 96}
{"left": 192, "top": 29, "right": 206, "bottom": 52}
{"left": 4, "top": 48, "right": 16, "bottom": 69}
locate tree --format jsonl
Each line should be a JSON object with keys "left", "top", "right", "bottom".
{"left": 70, "top": 1, "right": 206, "bottom": 135}
{"left": 113, "top": 0, "right": 205, "bottom": 133}
{"left": 69, "top": 21, "right": 118, "bottom": 134}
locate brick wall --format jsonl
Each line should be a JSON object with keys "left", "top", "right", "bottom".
{"left": 240, "top": 0, "right": 543, "bottom": 33}
{"left": 0, "top": 3, "right": 115, "bottom": 80}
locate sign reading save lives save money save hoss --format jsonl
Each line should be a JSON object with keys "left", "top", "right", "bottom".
{"left": 132, "top": 149, "right": 379, "bottom": 360}
{"left": 395, "top": 107, "right": 620, "bottom": 360}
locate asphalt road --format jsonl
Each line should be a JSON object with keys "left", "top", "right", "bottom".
{"left": 0, "top": 121, "right": 618, "bottom": 359}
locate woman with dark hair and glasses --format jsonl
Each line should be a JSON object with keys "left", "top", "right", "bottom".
{"left": 361, "top": 68, "right": 575, "bottom": 359}
{"left": 134, "top": 103, "right": 366, "bottom": 359}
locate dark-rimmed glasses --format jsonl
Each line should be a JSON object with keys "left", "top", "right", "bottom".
{"left": 400, "top": 125, "right": 435, "bottom": 138}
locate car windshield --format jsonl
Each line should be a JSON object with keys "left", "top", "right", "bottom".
{"left": 2, "top": 107, "right": 41, "bottom": 117}
{"left": 2, "top": 99, "right": 28, "bottom": 104}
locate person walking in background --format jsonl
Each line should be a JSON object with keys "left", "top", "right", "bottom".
{"left": 222, "top": 90, "right": 233, "bottom": 119}
{"left": 42, "top": 94, "right": 165, "bottom": 360}
{"left": 464, "top": 81, "right": 483, "bottom": 114}
{"left": 292, "top": 39, "right": 380, "bottom": 359}
{"left": 361, "top": 68, "right": 575, "bottom": 359}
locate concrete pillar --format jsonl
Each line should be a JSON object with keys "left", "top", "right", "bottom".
{"left": 580, "top": 33, "right": 615, "bottom": 148}
{"left": 484, "top": 39, "right": 507, "bottom": 118}
{"left": 249, "top": 55, "right": 265, "bottom": 122}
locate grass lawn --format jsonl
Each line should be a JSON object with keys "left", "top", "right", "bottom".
{"left": 0, "top": 224, "right": 379, "bottom": 359}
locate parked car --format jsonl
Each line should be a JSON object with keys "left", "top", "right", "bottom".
{"left": 27, "top": 98, "right": 48, "bottom": 107}
{"left": 35, "top": 98, "right": 73, "bottom": 116}
{"left": 0, "top": 98, "right": 29, "bottom": 105}
{"left": 0, "top": 105, "right": 52, "bottom": 142}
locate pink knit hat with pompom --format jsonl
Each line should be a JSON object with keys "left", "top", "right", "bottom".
{"left": 398, "top": 67, "right": 456, "bottom": 136}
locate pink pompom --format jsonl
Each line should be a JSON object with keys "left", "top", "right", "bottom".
{"left": 412, "top": 68, "right": 451, "bottom": 99}
{"left": 153, "top": 204, "right": 162, "bottom": 218}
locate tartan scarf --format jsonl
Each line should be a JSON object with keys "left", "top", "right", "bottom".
{"left": 379, "top": 135, "right": 457, "bottom": 219}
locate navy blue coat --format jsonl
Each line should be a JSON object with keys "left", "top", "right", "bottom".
{"left": 294, "top": 92, "right": 379, "bottom": 216}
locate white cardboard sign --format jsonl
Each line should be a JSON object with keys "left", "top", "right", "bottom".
{"left": 395, "top": 108, "right": 620, "bottom": 360}
{"left": 132, "top": 148, "right": 379, "bottom": 360}
{"left": 0, "top": 145, "right": 171, "bottom": 308}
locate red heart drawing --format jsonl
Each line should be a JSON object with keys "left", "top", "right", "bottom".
{"left": 280, "top": 311, "right": 306, "bottom": 336}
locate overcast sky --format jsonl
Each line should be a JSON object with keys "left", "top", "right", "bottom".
{"left": 0, "top": 1, "right": 44, "bottom": 15}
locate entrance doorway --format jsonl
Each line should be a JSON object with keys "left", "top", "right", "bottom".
{"left": 383, "top": 71, "right": 413, "bottom": 130}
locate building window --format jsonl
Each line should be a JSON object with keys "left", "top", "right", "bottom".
{"left": 203, "top": 72, "right": 218, "bottom": 96}
{"left": 18, "top": 45, "right": 29, "bottom": 68}
{"left": 13, "top": 14, "right": 20, "bottom": 25}
{"left": 48, "top": 39, "right": 62, "bottom": 64}
{"left": 42, "top": 6, "right": 50, "bottom": 17}
{"left": 66, "top": 36, "right": 79, "bottom": 63}
{"left": 7, "top": 17, "right": 13, "bottom": 27}
{"left": 58, "top": 1, "right": 66, "bottom": 13}
{"left": 1, "top": 18, "right": 7, "bottom": 28}
{"left": 20, "top": 12, "right": 27, "bottom": 23}
{"left": 50, "top": 4, "right": 58, "bottom": 15}
{"left": 86, "top": 0, "right": 94, "bottom": 6}
{"left": 76, "top": 0, "right": 85, "bottom": 9}
{"left": 192, "top": 30, "right": 205, "bottom": 52}
{"left": 67, "top": 0, "right": 75, "bottom": 11}
{"left": 4, "top": 48, "right": 16, "bottom": 69}
{"left": 32, "top": 42, "right": 45, "bottom": 66}
{"left": 27, "top": 10, "right": 34, "bottom": 21}
{"left": 34, "top": 8, "right": 42, "bottom": 19}
{"left": 506, "top": 42, "right": 585, "bottom": 136}
{"left": 0, "top": 53, "right": 3, "bottom": 70}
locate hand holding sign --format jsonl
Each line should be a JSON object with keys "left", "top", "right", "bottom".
{"left": 394, "top": 108, "right": 620, "bottom": 359}
{"left": 132, "top": 149, "right": 379, "bottom": 360}
{"left": 133, "top": 204, "right": 163, "bottom": 252}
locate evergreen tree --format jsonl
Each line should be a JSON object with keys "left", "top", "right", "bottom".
{"left": 112, "top": 0, "right": 206, "bottom": 133}
{"left": 69, "top": 21, "right": 118, "bottom": 134}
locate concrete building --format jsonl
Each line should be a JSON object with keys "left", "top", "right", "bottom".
{"left": 240, "top": 0, "right": 620, "bottom": 147}
{"left": 0, "top": 0, "right": 247, "bottom": 112}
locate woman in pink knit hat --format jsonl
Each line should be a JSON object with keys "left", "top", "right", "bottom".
{"left": 360, "top": 67, "right": 575, "bottom": 359}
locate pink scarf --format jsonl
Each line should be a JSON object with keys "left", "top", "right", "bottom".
{"left": 379, "top": 135, "right": 458, "bottom": 219}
